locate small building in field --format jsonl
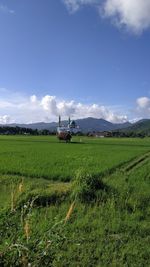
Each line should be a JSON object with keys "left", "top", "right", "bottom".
{"left": 94, "top": 131, "right": 112, "bottom": 138}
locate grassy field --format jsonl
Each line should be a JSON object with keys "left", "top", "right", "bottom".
{"left": 0, "top": 136, "right": 150, "bottom": 266}
{"left": 0, "top": 135, "right": 150, "bottom": 180}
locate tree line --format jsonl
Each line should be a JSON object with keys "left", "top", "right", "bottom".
{"left": 0, "top": 126, "right": 56, "bottom": 135}
{"left": 0, "top": 126, "right": 149, "bottom": 137}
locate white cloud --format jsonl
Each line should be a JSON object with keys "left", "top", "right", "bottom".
{"left": 129, "top": 117, "right": 142, "bottom": 123}
{"left": 102, "top": 0, "right": 150, "bottom": 34}
{"left": 41, "top": 95, "right": 58, "bottom": 115}
{"left": 63, "top": 0, "right": 150, "bottom": 34}
{"left": 136, "top": 97, "right": 150, "bottom": 109}
{"left": 0, "top": 91, "right": 128, "bottom": 124}
{"left": 3, "top": 91, "right": 150, "bottom": 124}
{"left": 135, "top": 96, "right": 150, "bottom": 118}
{"left": 0, "top": 100, "right": 15, "bottom": 109}
{"left": 63, "top": 0, "right": 99, "bottom": 13}
{"left": 0, "top": 115, "right": 11, "bottom": 124}
{"left": 57, "top": 100, "right": 76, "bottom": 116}
{"left": 30, "top": 95, "right": 38, "bottom": 104}
{"left": 0, "top": 4, "right": 15, "bottom": 14}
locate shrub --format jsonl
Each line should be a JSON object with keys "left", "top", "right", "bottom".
{"left": 72, "top": 169, "right": 105, "bottom": 202}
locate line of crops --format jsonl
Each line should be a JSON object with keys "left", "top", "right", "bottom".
{"left": 0, "top": 136, "right": 150, "bottom": 181}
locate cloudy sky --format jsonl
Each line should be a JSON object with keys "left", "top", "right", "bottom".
{"left": 0, "top": 0, "right": 150, "bottom": 124}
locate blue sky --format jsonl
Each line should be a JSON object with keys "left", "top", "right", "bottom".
{"left": 0, "top": 0, "right": 150, "bottom": 123}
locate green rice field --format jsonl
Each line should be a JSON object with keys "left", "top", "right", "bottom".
{"left": 0, "top": 135, "right": 150, "bottom": 180}
{"left": 0, "top": 136, "right": 150, "bottom": 266}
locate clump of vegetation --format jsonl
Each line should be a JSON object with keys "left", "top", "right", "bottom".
{"left": 72, "top": 169, "right": 106, "bottom": 202}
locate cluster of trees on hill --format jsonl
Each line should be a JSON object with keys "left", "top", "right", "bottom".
{"left": 113, "top": 119, "right": 150, "bottom": 137}
{"left": 0, "top": 126, "right": 56, "bottom": 135}
{"left": 112, "top": 131, "right": 148, "bottom": 138}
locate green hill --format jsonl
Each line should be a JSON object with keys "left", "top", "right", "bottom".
{"left": 117, "top": 119, "right": 150, "bottom": 136}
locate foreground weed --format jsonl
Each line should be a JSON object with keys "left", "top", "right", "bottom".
{"left": 64, "top": 201, "right": 75, "bottom": 223}
{"left": 24, "top": 220, "right": 30, "bottom": 243}
{"left": 11, "top": 185, "right": 15, "bottom": 212}
{"left": 11, "top": 179, "right": 25, "bottom": 212}
{"left": 18, "top": 178, "right": 24, "bottom": 193}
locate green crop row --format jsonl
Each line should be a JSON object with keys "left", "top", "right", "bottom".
{"left": 0, "top": 136, "right": 150, "bottom": 181}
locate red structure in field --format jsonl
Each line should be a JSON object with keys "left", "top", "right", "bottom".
{"left": 57, "top": 131, "right": 72, "bottom": 142}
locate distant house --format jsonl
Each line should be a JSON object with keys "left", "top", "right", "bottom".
{"left": 94, "top": 131, "right": 112, "bottom": 138}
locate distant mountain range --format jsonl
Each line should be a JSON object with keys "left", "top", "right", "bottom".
{"left": 0, "top": 117, "right": 132, "bottom": 133}
{"left": 1, "top": 117, "right": 150, "bottom": 135}
{"left": 118, "top": 119, "right": 150, "bottom": 135}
